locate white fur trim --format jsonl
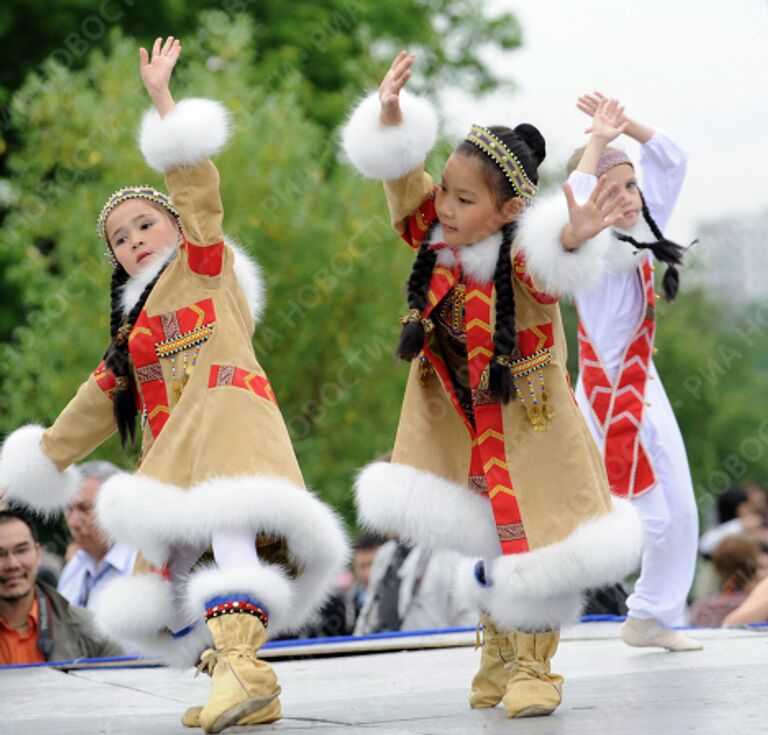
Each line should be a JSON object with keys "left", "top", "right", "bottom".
{"left": 120, "top": 245, "right": 177, "bottom": 315}
{"left": 517, "top": 191, "right": 612, "bottom": 296}
{"left": 93, "top": 573, "right": 210, "bottom": 667}
{"left": 0, "top": 425, "right": 80, "bottom": 515}
{"left": 355, "top": 462, "right": 501, "bottom": 559}
{"left": 96, "top": 473, "right": 349, "bottom": 634}
{"left": 455, "top": 561, "right": 583, "bottom": 630}
{"left": 341, "top": 90, "right": 438, "bottom": 180}
{"left": 483, "top": 498, "right": 641, "bottom": 605}
{"left": 457, "top": 233, "right": 502, "bottom": 284}
{"left": 185, "top": 564, "right": 296, "bottom": 637}
{"left": 226, "top": 237, "right": 267, "bottom": 324}
{"left": 139, "top": 98, "right": 231, "bottom": 173}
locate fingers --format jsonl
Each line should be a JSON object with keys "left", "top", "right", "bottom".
{"left": 152, "top": 36, "right": 162, "bottom": 58}
{"left": 139, "top": 47, "right": 148, "bottom": 67}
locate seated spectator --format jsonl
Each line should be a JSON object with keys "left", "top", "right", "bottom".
{"left": 722, "top": 573, "right": 768, "bottom": 626}
{"left": 699, "top": 484, "right": 768, "bottom": 558}
{"left": 57, "top": 461, "right": 136, "bottom": 610}
{"left": 0, "top": 510, "right": 123, "bottom": 665}
{"left": 354, "top": 538, "right": 475, "bottom": 634}
{"left": 690, "top": 536, "right": 761, "bottom": 627}
{"left": 301, "top": 532, "right": 385, "bottom": 638}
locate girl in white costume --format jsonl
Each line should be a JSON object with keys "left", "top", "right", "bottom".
{"left": 565, "top": 93, "right": 701, "bottom": 651}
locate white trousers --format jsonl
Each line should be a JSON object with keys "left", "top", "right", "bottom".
{"left": 576, "top": 367, "right": 699, "bottom": 626}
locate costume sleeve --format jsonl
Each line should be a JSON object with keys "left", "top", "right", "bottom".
{"left": 514, "top": 191, "right": 612, "bottom": 297}
{"left": 342, "top": 90, "right": 439, "bottom": 245}
{"left": 0, "top": 362, "right": 118, "bottom": 514}
{"left": 638, "top": 130, "right": 687, "bottom": 231}
{"left": 139, "top": 98, "right": 231, "bottom": 282}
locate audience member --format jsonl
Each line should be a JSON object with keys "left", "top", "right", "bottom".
{"left": 57, "top": 462, "right": 136, "bottom": 610}
{"left": 354, "top": 539, "right": 475, "bottom": 634}
{"left": 699, "top": 484, "right": 768, "bottom": 558}
{"left": 722, "top": 574, "right": 768, "bottom": 626}
{"left": 0, "top": 510, "right": 123, "bottom": 665}
{"left": 690, "top": 536, "right": 760, "bottom": 627}
{"left": 302, "top": 532, "right": 385, "bottom": 638}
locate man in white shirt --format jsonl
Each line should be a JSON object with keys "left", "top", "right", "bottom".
{"left": 57, "top": 462, "right": 136, "bottom": 611}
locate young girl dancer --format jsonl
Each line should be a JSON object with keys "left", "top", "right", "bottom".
{"left": 0, "top": 37, "right": 347, "bottom": 732}
{"left": 342, "top": 52, "right": 642, "bottom": 719}
{"left": 566, "top": 92, "right": 701, "bottom": 651}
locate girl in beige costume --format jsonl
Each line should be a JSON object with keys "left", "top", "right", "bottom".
{"left": 341, "top": 52, "right": 642, "bottom": 719}
{"left": 0, "top": 37, "right": 347, "bottom": 733}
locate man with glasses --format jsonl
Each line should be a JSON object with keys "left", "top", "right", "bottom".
{"left": 0, "top": 510, "right": 122, "bottom": 665}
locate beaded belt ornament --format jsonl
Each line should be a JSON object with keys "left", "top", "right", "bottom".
{"left": 155, "top": 323, "right": 214, "bottom": 403}
{"left": 205, "top": 600, "right": 269, "bottom": 629}
{"left": 465, "top": 125, "right": 537, "bottom": 203}
{"left": 480, "top": 349, "right": 555, "bottom": 431}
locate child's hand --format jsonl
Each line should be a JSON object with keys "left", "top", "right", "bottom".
{"left": 586, "top": 97, "right": 628, "bottom": 143}
{"left": 140, "top": 36, "right": 181, "bottom": 104}
{"left": 379, "top": 51, "right": 415, "bottom": 126}
{"left": 578, "top": 91, "right": 654, "bottom": 144}
{"left": 560, "top": 176, "right": 630, "bottom": 250}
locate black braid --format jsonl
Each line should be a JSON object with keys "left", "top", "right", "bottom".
{"left": 488, "top": 222, "right": 519, "bottom": 403}
{"left": 613, "top": 191, "right": 686, "bottom": 301}
{"left": 104, "top": 265, "right": 168, "bottom": 447}
{"left": 396, "top": 221, "right": 439, "bottom": 361}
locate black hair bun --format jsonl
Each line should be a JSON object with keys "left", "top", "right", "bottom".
{"left": 514, "top": 123, "right": 546, "bottom": 166}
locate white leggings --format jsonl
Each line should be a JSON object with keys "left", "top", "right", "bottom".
{"left": 165, "top": 531, "right": 260, "bottom": 633}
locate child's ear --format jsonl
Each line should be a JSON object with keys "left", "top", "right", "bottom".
{"left": 500, "top": 197, "right": 525, "bottom": 223}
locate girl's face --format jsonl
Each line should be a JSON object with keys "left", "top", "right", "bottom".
{"left": 603, "top": 163, "right": 642, "bottom": 230}
{"left": 435, "top": 154, "right": 522, "bottom": 247}
{"left": 106, "top": 199, "right": 180, "bottom": 276}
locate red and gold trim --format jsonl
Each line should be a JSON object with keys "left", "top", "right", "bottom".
{"left": 401, "top": 188, "right": 439, "bottom": 250}
{"left": 205, "top": 599, "right": 269, "bottom": 629}
{"left": 93, "top": 361, "right": 118, "bottom": 400}
{"left": 208, "top": 364, "right": 277, "bottom": 405}
{"left": 513, "top": 251, "right": 558, "bottom": 305}
{"left": 128, "top": 298, "right": 217, "bottom": 439}
{"left": 577, "top": 259, "right": 657, "bottom": 498}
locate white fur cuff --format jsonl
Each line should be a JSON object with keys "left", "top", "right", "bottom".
{"left": 139, "top": 98, "right": 231, "bottom": 172}
{"left": 186, "top": 564, "right": 294, "bottom": 637}
{"left": 517, "top": 191, "right": 612, "bottom": 296}
{"left": 93, "top": 573, "right": 210, "bottom": 668}
{"left": 355, "top": 462, "right": 501, "bottom": 559}
{"left": 341, "top": 90, "right": 438, "bottom": 180}
{"left": 0, "top": 425, "right": 80, "bottom": 515}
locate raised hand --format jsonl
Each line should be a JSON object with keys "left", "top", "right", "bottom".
{"left": 139, "top": 36, "right": 181, "bottom": 117}
{"left": 561, "top": 176, "right": 631, "bottom": 250}
{"left": 379, "top": 51, "right": 415, "bottom": 126}
{"left": 578, "top": 91, "right": 654, "bottom": 144}
{"left": 586, "top": 97, "right": 628, "bottom": 142}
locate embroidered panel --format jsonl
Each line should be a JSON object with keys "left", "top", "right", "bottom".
{"left": 136, "top": 362, "right": 164, "bottom": 384}
{"left": 160, "top": 311, "right": 181, "bottom": 341}
{"left": 467, "top": 475, "right": 488, "bottom": 494}
{"left": 496, "top": 522, "right": 526, "bottom": 542}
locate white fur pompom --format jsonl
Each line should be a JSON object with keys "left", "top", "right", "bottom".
{"left": 341, "top": 90, "right": 438, "bottom": 180}
{"left": 139, "top": 98, "right": 231, "bottom": 172}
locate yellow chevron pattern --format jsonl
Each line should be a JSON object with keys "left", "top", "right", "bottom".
{"left": 475, "top": 428, "right": 505, "bottom": 445}
{"left": 190, "top": 304, "right": 206, "bottom": 330}
{"left": 148, "top": 404, "right": 170, "bottom": 419}
{"left": 465, "top": 289, "right": 492, "bottom": 305}
{"left": 129, "top": 326, "right": 152, "bottom": 343}
{"left": 489, "top": 484, "right": 515, "bottom": 500}
{"left": 468, "top": 346, "right": 494, "bottom": 361}
{"left": 466, "top": 318, "right": 491, "bottom": 332}
{"left": 483, "top": 456, "right": 508, "bottom": 473}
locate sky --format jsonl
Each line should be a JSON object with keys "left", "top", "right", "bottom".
{"left": 441, "top": 0, "right": 768, "bottom": 245}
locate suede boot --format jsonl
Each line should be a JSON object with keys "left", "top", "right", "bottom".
{"left": 502, "top": 629, "right": 563, "bottom": 718}
{"left": 197, "top": 601, "right": 281, "bottom": 733}
{"left": 180, "top": 706, "right": 202, "bottom": 727}
{"left": 469, "top": 613, "right": 515, "bottom": 708}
